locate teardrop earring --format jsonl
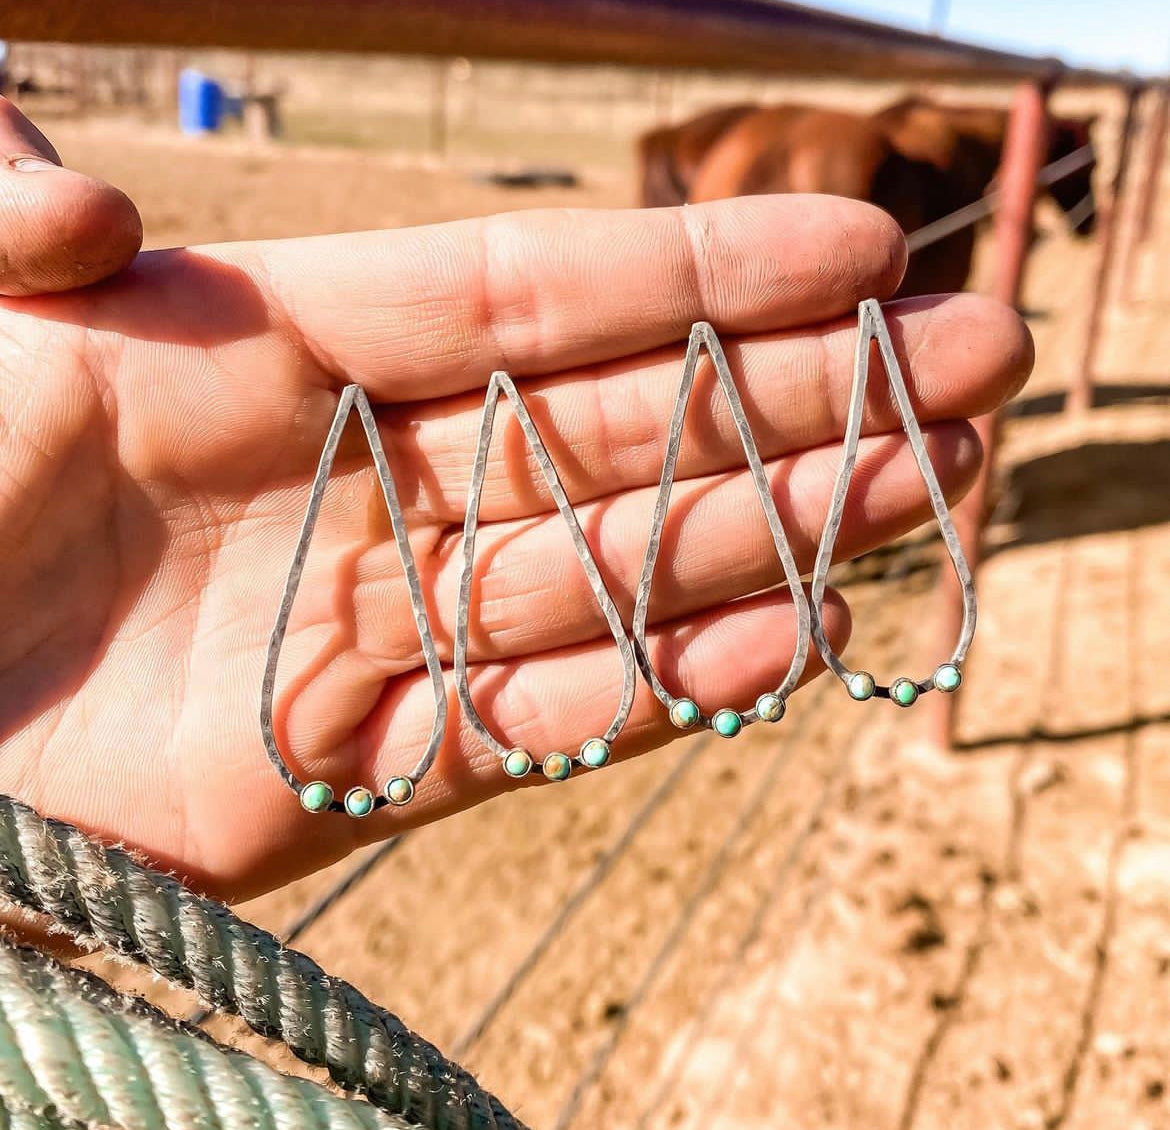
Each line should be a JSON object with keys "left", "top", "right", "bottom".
{"left": 632, "top": 321, "right": 810, "bottom": 737}
{"left": 261, "top": 385, "right": 447, "bottom": 816}
{"left": 455, "top": 371, "right": 637, "bottom": 782}
{"left": 810, "top": 299, "right": 977, "bottom": 706}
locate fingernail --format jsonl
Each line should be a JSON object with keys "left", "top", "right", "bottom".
{"left": 9, "top": 155, "right": 58, "bottom": 172}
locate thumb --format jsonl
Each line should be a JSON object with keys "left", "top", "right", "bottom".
{"left": 0, "top": 96, "right": 143, "bottom": 296}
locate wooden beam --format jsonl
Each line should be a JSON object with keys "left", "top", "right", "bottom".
{"left": 1068, "top": 82, "right": 1143, "bottom": 414}
{"left": 1, "top": 0, "right": 1128, "bottom": 83}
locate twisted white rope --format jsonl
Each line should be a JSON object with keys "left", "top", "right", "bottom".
{"left": 0, "top": 939, "right": 410, "bottom": 1130}
{"left": 0, "top": 795, "right": 523, "bottom": 1130}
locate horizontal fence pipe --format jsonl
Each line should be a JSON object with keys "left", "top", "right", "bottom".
{"left": 905, "top": 143, "right": 1094, "bottom": 253}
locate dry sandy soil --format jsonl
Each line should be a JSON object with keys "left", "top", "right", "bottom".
{"left": 14, "top": 62, "right": 1170, "bottom": 1130}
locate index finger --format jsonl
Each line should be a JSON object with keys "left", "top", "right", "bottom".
{"left": 251, "top": 194, "right": 907, "bottom": 402}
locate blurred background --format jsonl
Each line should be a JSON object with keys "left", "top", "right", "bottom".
{"left": 4, "top": 2, "right": 1170, "bottom": 1127}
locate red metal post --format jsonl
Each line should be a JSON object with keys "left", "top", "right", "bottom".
{"left": 926, "top": 80, "right": 1050, "bottom": 749}
{"left": 1068, "top": 81, "right": 1143, "bottom": 414}
{"left": 1122, "top": 82, "right": 1169, "bottom": 301}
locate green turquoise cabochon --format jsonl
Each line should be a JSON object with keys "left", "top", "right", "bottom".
{"left": 300, "top": 781, "right": 333, "bottom": 813}
{"left": 755, "top": 693, "right": 785, "bottom": 722}
{"left": 542, "top": 752, "right": 572, "bottom": 781}
{"left": 579, "top": 738, "right": 611, "bottom": 768}
{"left": 504, "top": 748, "right": 534, "bottom": 777}
{"left": 343, "top": 787, "right": 375, "bottom": 818}
{"left": 712, "top": 709, "right": 743, "bottom": 738}
{"left": 385, "top": 777, "right": 414, "bottom": 805}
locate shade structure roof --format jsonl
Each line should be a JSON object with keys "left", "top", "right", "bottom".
{"left": 6, "top": 0, "right": 1133, "bottom": 84}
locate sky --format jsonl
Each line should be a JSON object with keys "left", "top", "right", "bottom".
{"left": 807, "top": 0, "right": 1170, "bottom": 75}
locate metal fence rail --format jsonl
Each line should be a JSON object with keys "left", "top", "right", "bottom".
{"left": 905, "top": 143, "right": 1097, "bottom": 253}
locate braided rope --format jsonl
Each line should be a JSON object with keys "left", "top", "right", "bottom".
{"left": 0, "top": 795, "right": 525, "bottom": 1130}
{"left": 0, "top": 938, "right": 410, "bottom": 1129}
{"left": 0, "top": 1093, "right": 77, "bottom": 1130}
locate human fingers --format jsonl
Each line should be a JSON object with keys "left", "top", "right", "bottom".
{"left": 0, "top": 96, "right": 142, "bottom": 296}
{"left": 13, "top": 195, "right": 901, "bottom": 490}
{"left": 378, "top": 292, "right": 1030, "bottom": 523}
{"left": 259, "top": 423, "right": 971, "bottom": 785}
{"left": 251, "top": 194, "right": 907, "bottom": 402}
{"left": 321, "top": 421, "right": 977, "bottom": 672}
{"left": 361, "top": 587, "right": 852, "bottom": 829}
{"left": 189, "top": 586, "right": 850, "bottom": 891}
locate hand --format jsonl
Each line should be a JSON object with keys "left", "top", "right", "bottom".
{"left": 0, "top": 105, "right": 1032, "bottom": 902}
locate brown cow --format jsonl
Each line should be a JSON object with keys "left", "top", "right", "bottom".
{"left": 639, "top": 96, "right": 1096, "bottom": 296}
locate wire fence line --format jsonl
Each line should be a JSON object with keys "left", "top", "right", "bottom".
{"left": 548, "top": 530, "right": 931, "bottom": 1128}
{"left": 281, "top": 835, "right": 407, "bottom": 942}
{"left": 549, "top": 643, "right": 863, "bottom": 1130}
{"left": 452, "top": 736, "right": 713, "bottom": 1058}
{"left": 661, "top": 603, "right": 916, "bottom": 1129}
{"left": 692, "top": 737, "right": 906, "bottom": 1130}
{"left": 628, "top": 704, "right": 895, "bottom": 1130}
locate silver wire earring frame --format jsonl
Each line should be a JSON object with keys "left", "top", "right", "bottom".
{"left": 632, "top": 321, "right": 811, "bottom": 738}
{"left": 261, "top": 384, "right": 447, "bottom": 816}
{"left": 810, "top": 299, "right": 977, "bottom": 706}
{"left": 454, "top": 370, "right": 637, "bottom": 782}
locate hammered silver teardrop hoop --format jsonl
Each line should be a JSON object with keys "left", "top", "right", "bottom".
{"left": 261, "top": 385, "right": 447, "bottom": 817}
{"left": 810, "top": 299, "right": 977, "bottom": 706}
{"left": 263, "top": 304, "right": 976, "bottom": 817}
{"left": 632, "top": 321, "right": 811, "bottom": 738}
{"left": 454, "top": 370, "right": 638, "bottom": 783}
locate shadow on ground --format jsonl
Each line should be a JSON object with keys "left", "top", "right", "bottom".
{"left": 953, "top": 708, "right": 1170, "bottom": 752}
{"left": 991, "top": 436, "right": 1170, "bottom": 550}
{"left": 1006, "top": 380, "right": 1170, "bottom": 418}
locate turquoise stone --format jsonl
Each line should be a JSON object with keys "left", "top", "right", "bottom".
{"left": 755, "top": 693, "right": 785, "bottom": 723}
{"left": 579, "top": 738, "right": 611, "bottom": 769}
{"left": 712, "top": 709, "right": 742, "bottom": 738}
{"left": 344, "top": 786, "right": 375, "bottom": 818}
{"left": 299, "top": 780, "right": 333, "bottom": 813}
{"left": 891, "top": 678, "right": 919, "bottom": 708}
{"left": 384, "top": 776, "right": 414, "bottom": 806}
{"left": 670, "top": 698, "right": 700, "bottom": 729}
{"left": 933, "top": 663, "right": 962, "bottom": 693}
{"left": 847, "top": 671, "right": 876, "bottom": 701}
{"left": 503, "top": 748, "right": 533, "bottom": 778}
{"left": 542, "top": 752, "right": 572, "bottom": 781}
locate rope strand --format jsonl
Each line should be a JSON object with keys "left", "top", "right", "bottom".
{"left": 0, "top": 795, "right": 525, "bottom": 1130}
{"left": 0, "top": 939, "right": 411, "bottom": 1130}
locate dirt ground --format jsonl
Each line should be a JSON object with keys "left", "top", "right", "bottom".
{"left": 21, "top": 63, "right": 1170, "bottom": 1130}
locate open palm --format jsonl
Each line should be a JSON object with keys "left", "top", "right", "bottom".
{"left": 0, "top": 113, "right": 1031, "bottom": 900}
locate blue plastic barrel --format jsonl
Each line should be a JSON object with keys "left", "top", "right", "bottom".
{"left": 178, "top": 69, "right": 224, "bottom": 134}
